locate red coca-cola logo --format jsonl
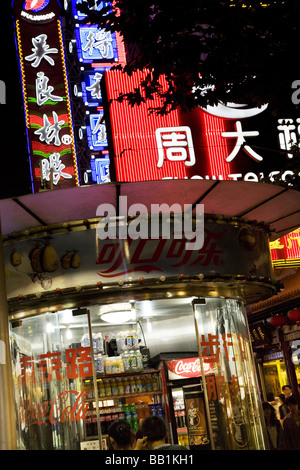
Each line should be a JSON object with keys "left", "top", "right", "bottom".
{"left": 167, "top": 357, "right": 211, "bottom": 378}
{"left": 20, "top": 390, "right": 90, "bottom": 428}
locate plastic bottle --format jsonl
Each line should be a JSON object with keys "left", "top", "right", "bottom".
{"left": 104, "top": 378, "right": 112, "bottom": 397}
{"left": 130, "top": 376, "right": 137, "bottom": 394}
{"left": 117, "top": 377, "right": 125, "bottom": 395}
{"left": 130, "top": 403, "right": 139, "bottom": 431}
{"left": 151, "top": 374, "right": 159, "bottom": 391}
{"left": 135, "top": 375, "right": 143, "bottom": 393}
{"left": 111, "top": 378, "right": 118, "bottom": 396}
{"left": 98, "top": 379, "right": 105, "bottom": 398}
{"left": 136, "top": 350, "right": 143, "bottom": 371}
{"left": 123, "top": 404, "right": 132, "bottom": 425}
{"left": 122, "top": 351, "right": 130, "bottom": 372}
{"left": 95, "top": 354, "right": 104, "bottom": 374}
{"left": 128, "top": 350, "right": 138, "bottom": 371}
{"left": 141, "top": 375, "right": 147, "bottom": 393}
{"left": 124, "top": 376, "right": 131, "bottom": 395}
{"left": 95, "top": 332, "right": 104, "bottom": 353}
{"left": 146, "top": 374, "right": 153, "bottom": 392}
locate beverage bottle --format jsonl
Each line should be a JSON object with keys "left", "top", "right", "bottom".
{"left": 136, "top": 350, "right": 143, "bottom": 371}
{"left": 117, "top": 377, "right": 125, "bottom": 395}
{"left": 124, "top": 376, "right": 131, "bottom": 395}
{"left": 131, "top": 330, "right": 138, "bottom": 349}
{"left": 123, "top": 404, "right": 132, "bottom": 426}
{"left": 111, "top": 378, "right": 118, "bottom": 396}
{"left": 95, "top": 354, "right": 104, "bottom": 374}
{"left": 141, "top": 375, "right": 147, "bottom": 393}
{"left": 128, "top": 350, "right": 138, "bottom": 371}
{"left": 98, "top": 379, "right": 105, "bottom": 398}
{"left": 151, "top": 374, "right": 159, "bottom": 392}
{"left": 130, "top": 376, "right": 137, "bottom": 394}
{"left": 135, "top": 375, "right": 143, "bottom": 393}
{"left": 104, "top": 378, "right": 112, "bottom": 397}
{"left": 130, "top": 404, "right": 139, "bottom": 431}
{"left": 146, "top": 374, "right": 153, "bottom": 392}
{"left": 122, "top": 351, "right": 130, "bottom": 372}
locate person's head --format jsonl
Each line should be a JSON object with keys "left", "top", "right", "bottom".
{"left": 282, "top": 385, "right": 292, "bottom": 397}
{"left": 278, "top": 393, "right": 286, "bottom": 404}
{"left": 262, "top": 401, "right": 277, "bottom": 425}
{"left": 108, "top": 419, "right": 135, "bottom": 450}
{"left": 266, "top": 392, "right": 275, "bottom": 402}
{"left": 285, "top": 395, "right": 298, "bottom": 413}
{"left": 141, "top": 415, "right": 167, "bottom": 448}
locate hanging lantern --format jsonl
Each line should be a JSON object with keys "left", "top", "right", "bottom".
{"left": 270, "top": 314, "right": 287, "bottom": 328}
{"left": 288, "top": 308, "right": 300, "bottom": 325}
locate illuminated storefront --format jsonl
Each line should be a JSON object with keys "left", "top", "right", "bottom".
{"left": 5, "top": 0, "right": 300, "bottom": 453}
{"left": 2, "top": 181, "right": 291, "bottom": 450}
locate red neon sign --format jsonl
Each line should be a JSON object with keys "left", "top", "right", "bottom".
{"left": 270, "top": 228, "right": 300, "bottom": 267}
{"left": 103, "top": 69, "right": 276, "bottom": 183}
{"left": 14, "top": 0, "right": 79, "bottom": 192}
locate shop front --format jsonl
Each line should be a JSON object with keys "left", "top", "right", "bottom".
{"left": 2, "top": 181, "right": 284, "bottom": 450}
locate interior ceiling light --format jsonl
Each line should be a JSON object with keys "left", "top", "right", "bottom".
{"left": 99, "top": 302, "right": 136, "bottom": 324}
{"left": 100, "top": 310, "right": 134, "bottom": 324}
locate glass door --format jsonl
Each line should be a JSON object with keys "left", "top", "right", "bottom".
{"left": 192, "top": 297, "right": 268, "bottom": 450}
{"left": 10, "top": 308, "right": 97, "bottom": 450}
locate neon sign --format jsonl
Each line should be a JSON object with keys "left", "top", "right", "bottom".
{"left": 13, "top": 0, "right": 79, "bottom": 192}
{"left": 270, "top": 228, "right": 300, "bottom": 268}
{"left": 102, "top": 69, "right": 300, "bottom": 184}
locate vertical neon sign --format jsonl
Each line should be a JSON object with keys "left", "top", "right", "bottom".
{"left": 13, "top": 0, "right": 79, "bottom": 193}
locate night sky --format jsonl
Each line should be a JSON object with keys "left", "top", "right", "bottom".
{"left": 0, "top": 2, "right": 32, "bottom": 199}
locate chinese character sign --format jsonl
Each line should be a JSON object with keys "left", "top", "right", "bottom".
{"left": 103, "top": 69, "right": 299, "bottom": 184}
{"left": 270, "top": 227, "right": 300, "bottom": 268}
{"left": 13, "top": 1, "right": 79, "bottom": 192}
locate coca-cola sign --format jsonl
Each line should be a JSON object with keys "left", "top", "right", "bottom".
{"left": 20, "top": 390, "right": 90, "bottom": 428}
{"left": 167, "top": 357, "right": 214, "bottom": 380}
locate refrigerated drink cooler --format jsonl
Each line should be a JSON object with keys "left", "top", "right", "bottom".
{"left": 151, "top": 352, "right": 212, "bottom": 450}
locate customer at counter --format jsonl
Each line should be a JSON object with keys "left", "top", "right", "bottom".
{"left": 136, "top": 415, "right": 187, "bottom": 450}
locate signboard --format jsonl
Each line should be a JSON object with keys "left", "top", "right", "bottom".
{"left": 270, "top": 228, "right": 300, "bottom": 268}
{"left": 70, "top": 0, "right": 126, "bottom": 185}
{"left": 13, "top": 0, "right": 79, "bottom": 192}
{"left": 166, "top": 357, "right": 214, "bottom": 380}
{"left": 103, "top": 69, "right": 299, "bottom": 185}
{"left": 4, "top": 219, "right": 272, "bottom": 298}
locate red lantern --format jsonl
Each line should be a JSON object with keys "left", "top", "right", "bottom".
{"left": 288, "top": 308, "right": 300, "bottom": 325}
{"left": 270, "top": 314, "right": 287, "bottom": 327}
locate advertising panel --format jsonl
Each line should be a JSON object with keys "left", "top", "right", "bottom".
{"left": 13, "top": 0, "right": 79, "bottom": 193}
{"left": 103, "top": 69, "right": 299, "bottom": 185}
{"left": 4, "top": 219, "right": 272, "bottom": 298}
{"left": 270, "top": 228, "right": 300, "bottom": 268}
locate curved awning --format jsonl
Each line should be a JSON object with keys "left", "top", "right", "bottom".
{"left": 0, "top": 180, "right": 300, "bottom": 241}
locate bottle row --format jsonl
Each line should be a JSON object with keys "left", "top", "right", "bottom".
{"left": 85, "top": 402, "right": 164, "bottom": 436}
{"left": 81, "top": 330, "right": 140, "bottom": 356}
{"left": 94, "top": 350, "right": 144, "bottom": 375}
{"left": 99, "top": 373, "right": 160, "bottom": 397}
{"left": 83, "top": 373, "right": 161, "bottom": 399}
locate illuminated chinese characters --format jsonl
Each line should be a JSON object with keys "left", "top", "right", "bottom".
{"left": 155, "top": 127, "right": 196, "bottom": 168}
{"left": 277, "top": 117, "right": 300, "bottom": 159}
{"left": 270, "top": 228, "right": 300, "bottom": 268}
{"left": 14, "top": 3, "right": 78, "bottom": 192}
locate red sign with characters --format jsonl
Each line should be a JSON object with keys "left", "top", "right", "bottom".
{"left": 13, "top": 0, "right": 79, "bottom": 192}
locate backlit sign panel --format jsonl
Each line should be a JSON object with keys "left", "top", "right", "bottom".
{"left": 270, "top": 228, "right": 300, "bottom": 268}
{"left": 13, "top": 0, "right": 79, "bottom": 192}
{"left": 103, "top": 69, "right": 300, "bottom": 184}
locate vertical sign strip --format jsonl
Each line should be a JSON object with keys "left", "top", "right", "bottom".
{"left": 15, "top": 14, "right": 79, "bottom": 193}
